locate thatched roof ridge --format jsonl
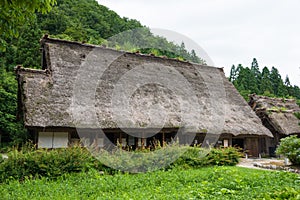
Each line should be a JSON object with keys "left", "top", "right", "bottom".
{"left": 16, "top": 37, "right": 272, "bottom": 137}
{"left": 249, "top": 94, "right": 300, "bottom": 135}
{"left": 40, "top": 36, "right": 198, "bottom": 65}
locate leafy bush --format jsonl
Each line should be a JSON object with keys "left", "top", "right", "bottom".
{"left": 204, "top": 147, "right": 243, "bottom": 166}
{"left": 0, "top": 146, "right": 110, "bottom": 183}
{"left": 170, "top": 146, "right": 209, "bottom": 169}
{"left": 276, "top": 135, "right": 300, "bottom": 165}
{"left": 171, "top": 146, "right": 242, "bottom": 168}
{"left": 0, "top": 145, "right": 243, "bottom": 182}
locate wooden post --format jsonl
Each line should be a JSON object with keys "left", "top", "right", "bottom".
{"left": 141, "top": 138, "right": 145, "bottom": 149}
{"left": 135, "top": 137, "right": 138, "bottom": 149}
{"left": 119, "top": 132, "right": 122, "bottom": 147}
{"left": 162, "top": 131, "right": 165, "bottom": 147}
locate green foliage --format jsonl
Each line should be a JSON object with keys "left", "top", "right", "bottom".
{"left": 267, "top": 106, "right": 288, "bottom": 112}
{"left": 170, "top": 146, "right": 209, "bottom": 169}
{"left": 294, "top": 112, "right": 300, "bottom": 120}
{"left": 0, "top": 146, "right": 110, "bottom": 183}
{"left": 0, "top": 0, "right": 56, "bottom": 51}
{"left": 14, "top": 17, "right": 42, "bottom": 68}
{"left": 230, "top": 58, "right": 300, "bottom": 101}
{"left": 0, "top": 69, "right": 28, "bottom": 144}
{"left": 204, "top": 147, "right": 243, "bottom": 166}
{"left": 91, "top": 144, "right": 187, "bottom": 173}
{"left": 0, "top": 145, "right": 243, "bottom": 183}
{"left": 107, "top": 28, "right": 204, "bottom": 64}
{"left": 37, "top": 0, "right": 143, "bottom": 42}
{"left": 261, "top": 66, "right": 273, "bottom": 94}
{"left": 269, "top": 187, "right": 300, "bottom": 199}
{"left": 276, "top": 135, "right": 300, "bottom": 165}
{"left": 229, "top": 65, "right": 237, "bottom": 82}
{"left": 172, "top": 146, "right": 242, "bottom": 169}
{"left": 0, "top": 167, "right": 299, "bottom": 199}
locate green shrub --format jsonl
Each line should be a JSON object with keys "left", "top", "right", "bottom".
{"left": 0, "top": 145, "right": 243, "bottom": 182}
{"left": 91, "top": 144, "right": 189, "bottom": 173}
{"left": 276, "top": 135, "right": 300, "bottom": 165}
{"left": 204, "top": 147, "right": 243, "bottom": 166}
{"left": 170, "top": 146, "right": 208, "bottom": 169}
{"left": 0, "top": 146, "right": 110, "bottom": 183}
{"left": 171, "top": 146, "right": 242, "bottom": 168}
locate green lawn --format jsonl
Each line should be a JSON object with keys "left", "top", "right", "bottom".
{"left": 0, "top": 166, "right": 299, "bottom": 200}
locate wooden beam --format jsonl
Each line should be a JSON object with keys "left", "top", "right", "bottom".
{"left": 162, "top": 131, "right": 165, "bottom": 147}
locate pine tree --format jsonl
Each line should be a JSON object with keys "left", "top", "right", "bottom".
{"left": 260, "top": 67, "right": 273, "bottom": 95}
{"left": 284, "top": 75, "right": 291, "bottom": 87}
{"left": 284, "top": 75, "right": 295, "bottom": 97}
{"left": 278, "top": 81, "right": 288, "bottom": 97}
{"left": 270, "top": 67, "right": 282, "bottom": 96}
{"left": 250, "top": 58, "right": 261, "bottom": 93}
{"left": 232, "top": 64, "right": 244, "bottom": 88}
{"left": 229, "top": 65, "right": 236, "bottom": 82}
{"left": 293, "top": 86, "right": 300, "bottom": 99}
{"left": 190, "top": 49, "right": 200, "bottom": 63}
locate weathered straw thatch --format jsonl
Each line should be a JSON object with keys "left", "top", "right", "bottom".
{"left": 249, "top": 94, "right": 300, "bottom": 135}
{"left": 16, "top": 37, "right": 272, "bottom": 137}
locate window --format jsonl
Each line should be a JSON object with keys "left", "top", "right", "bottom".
{"left": 223, "top": 139, "right": 229, "bottom": 147}
{"left": 38, "top": 132, "right": 69, "bottom": 148}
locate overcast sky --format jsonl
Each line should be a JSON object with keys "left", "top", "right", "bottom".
{"left": 98, "top": 0, "right": 300, "bottom": 86}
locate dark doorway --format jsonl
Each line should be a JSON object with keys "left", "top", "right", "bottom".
{"left": 232, "top": 138, "right": 244, "bottom": 149}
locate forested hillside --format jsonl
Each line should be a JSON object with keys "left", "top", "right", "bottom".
{"left": 229, "top": 58, "right": 300, "bottom": 102}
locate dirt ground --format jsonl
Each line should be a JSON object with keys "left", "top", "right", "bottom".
{"left": 237, "top": 158, "right": 287, "bottom": 170}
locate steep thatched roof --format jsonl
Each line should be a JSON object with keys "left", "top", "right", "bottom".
{"left": 249, "top": 94, "right": 300, "bottom": 135}
{"left": 16, "top": 37, "right": 272, "bottom": 137}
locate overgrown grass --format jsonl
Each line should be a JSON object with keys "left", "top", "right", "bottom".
{"left": 0, "top": 167, "right": 299, "bottom": 200}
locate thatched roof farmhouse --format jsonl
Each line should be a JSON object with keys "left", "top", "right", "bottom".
{"left": 249, "top": 94, "right": 300, "bottom": 155}
{"left": 16, "top": 37, "right": 271, "bottom": 156}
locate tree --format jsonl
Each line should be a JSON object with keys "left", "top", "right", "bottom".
{"left": 235, "top": 66, "right": 258, "bottom": 94}
{"left": 178, "top": 42, "right": 190, "bottom": 61}
{"left": 0, "top": 0, "right": 56, "bottom": 51}
{"left": 277, "top": 81, "right": 288, "bottom": 97}
{"left": 293, "top": 86, "right": 300, "bottom": 99}
{"left": 190, "top": 49, "right": 201, "bottom": 64}
{"left": 232, "top": 66, "right": 257, "bottom": 99}
{"left": 276, "top": 135, "right": 300, "bottom": 165}
{"left": 229, "top": 65, "right": 236, "bottom": 82}
{"left": 270, "top": 67, "right": 282, "bottom": 96}
{"left": 250, "top": 58, "right": 261, "bottom": 92}
{"left": 285, "top": 75, "right": 291, "bottom": 87}
{"left": 15, "top": 17, "right": 42, "bottom": 68}
{"left": 231, "top": 59, "right": 300, "bottom": 100}
{"left": 260, "top": 67, "right": 273, "bottom": 95}
{"left": 284, "top": 75, "right": 295, "bottom": 97}
{"left": 0, "top": 68, "right": 28, "bottom": 144}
